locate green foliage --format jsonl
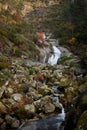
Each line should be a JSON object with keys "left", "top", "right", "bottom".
{"left": 13, "top": 34, "right": 27, "bottom": 45}
{"left": 0, "top": 0, "right": 23, "bottom": 10}
{"left": 59, "top": 55, "right": 72, "bottom": 65}
{"left": 28, "top": 42, "right": 40, "bottom": 59}
{"left": 29, "top": 68, "right": 35, "bottom": 75}
{"left": 3, "top": 70, "right": 11, "bottom": 80}
{"left": 42, "top": 0, "right": 87, "bottom": 44}
{"left": 0, "top": 56, "right": 10, "bottom": 70}
{"left": 59, "top": 55, "right": 72, "bottom": 62}
{"left": 15, "top": 106, "right": 27, "bottom": 119}
{"left": 61, "top": 0, "right": 87, "bottom": 43}
{"left": 13, "top": 46, "right": 22, "bottom": 57}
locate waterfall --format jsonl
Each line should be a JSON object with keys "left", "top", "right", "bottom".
{"left": 48, "top": 45, "right": 61, "bottom": 65}
{"left": 56, "top": 103, "right": 65, "bottom": 121}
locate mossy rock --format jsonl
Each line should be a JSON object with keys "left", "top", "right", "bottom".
{"left": 13, "top": 46, "right": 22, "bottom": 57}
{"left": 79, "top": 82, "right": 87, "bottom": 93}
{"left": 24, "top": 104, "right": 36, "bottom": 115}
{"left": 81, "top": 95, "right": 87, "bottom": 105}
{"left": 0, "top": 62, "right": 10, "bottom": 69}
{"left": 0, "top": 56, "right": 10, "bottom": 69}
{"left": 15, "top": 106, "right": 27, "bottom": 119}
{"left": 59, "top": 77, "right": 71, "bottom": 87}
{"left": 75, "top": 110, "right": 87, "bottom": 130}
{"left": 29, "top": 68, "right": 35, "bottom": 75}
{"left": 13, "top": 33, "right": 27, "bottom": 45}
{"left": 0, "top": 56, "right": 8, "bottom": 62}
{"left": 59, "top": 56, "right": 72, "bottom": 64}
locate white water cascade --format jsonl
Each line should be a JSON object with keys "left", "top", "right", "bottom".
{"left": 48, "top": 45, "right": 61, "bottom": 65}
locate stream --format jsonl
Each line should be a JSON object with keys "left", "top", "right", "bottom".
{"left": 20, "top": 97, "right": 65, "bottom": 130}
{"left": 20, "top": 46, "right": 65, "bottom": 130}
{"left": 48, "top": 45, "right": 61, "bottom": 66}
{"left": 0, "top": 41, "right": 85, "bottom": 130}
{"left": 20, "top": 106, "right": 65, "bottom": 130}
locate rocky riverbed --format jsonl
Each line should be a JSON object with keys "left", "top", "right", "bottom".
{"left": 0, "top": 44, "right": 87, "bottom": 130}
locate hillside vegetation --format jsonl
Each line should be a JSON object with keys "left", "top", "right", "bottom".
{"left": 0, "top": 0, "right": 87, "bottom": 64}
{"left": 0, "top": 1, "right": 87, "bottom": 130}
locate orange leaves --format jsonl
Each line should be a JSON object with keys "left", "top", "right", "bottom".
{"left": 37, "top": 72, "right": 45, "bottom": 83}
{"left": 68, "top": 37, "right": 77, "bottom": 44}
{"left": 36, "top": 32, "right": 46, "bottom": 42}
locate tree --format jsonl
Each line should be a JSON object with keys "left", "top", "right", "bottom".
{"left": 61, "top": 0, "right": 87, "bottom": 42}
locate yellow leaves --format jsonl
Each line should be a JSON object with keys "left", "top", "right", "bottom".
{"left": 0, "top": 30, "right": 7, "bottom": 36}
{"left": 0, "top": 14, "right": 7, "bottom": 23}
{"left": 1, "top": 15, "right": 6, "bottom": 19}
{"left": 0, "top": 3, "right": 9, "bottom": 12}
{"left": 0, "top": 14, "right": 17, "bottom": 24}
{"left": 9, "top": 20, "right": 17, "bottom": 24}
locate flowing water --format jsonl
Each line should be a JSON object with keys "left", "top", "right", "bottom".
{"left": 20, "top": 103, "right": 65, "bottom": 130}
{"left": 19, "top": 94, "right": 65, "bottom": 130}
{"left": 48, "top": 46, "right": 61, "bottom": 65}
{"left": 20, "top": 45, "right": 65, "bottom": 130}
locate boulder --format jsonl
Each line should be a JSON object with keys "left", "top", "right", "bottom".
{"left": 24, "top": 104, "right": 36, "bottom": 114}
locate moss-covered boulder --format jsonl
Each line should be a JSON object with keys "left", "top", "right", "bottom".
{"left": 0, "top": 56, "right": 11, "bottom": 70}
{"left": 59, "top": 77, "right": 71, "bottom": 87}
{"left": 75, "top": 110, "right": 87, "bottom": 130}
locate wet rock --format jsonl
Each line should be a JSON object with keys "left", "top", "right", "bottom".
{"left": 51, "top": 96, "right": 59, "bottom": 103}
{"left": 5, "top": 114, "right": 14, "bottom": 124}
{"left": 11, "top": 93, "right": 23, "bottom": 102}
{"left": 54, "top": 102, "right": 62, "bottom": 111}
{"left": 11, "top": 119, "right": 20, "bottom": 128}
{"left": 5, "top": 87, "right": 14, "bottom": 97}
{"left": 51, "top": 86, "right": 59, "bottom": 93}
{"left": 44, "top": 103, "right": 55, "bottom": 113}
